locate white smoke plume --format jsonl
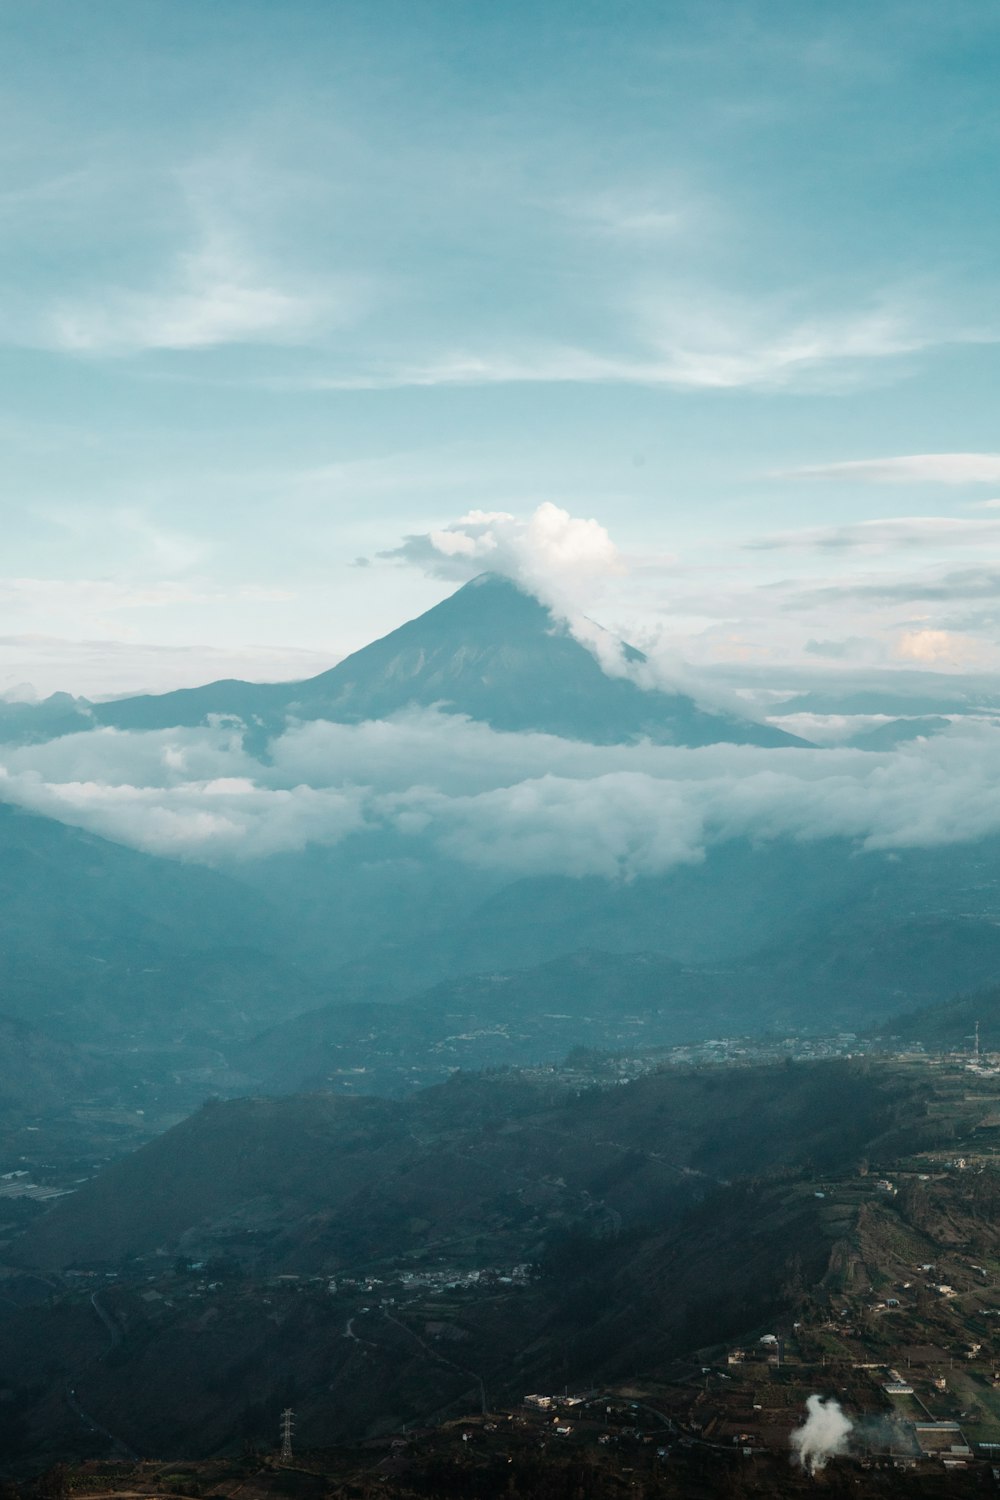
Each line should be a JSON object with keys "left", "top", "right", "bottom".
{"left": 791, "top": 1395, "right": 853, "bottom": 1475}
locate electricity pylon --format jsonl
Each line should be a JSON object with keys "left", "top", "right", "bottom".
{"left": 279, "top": 1407, "right": 294, "bottom": 1463}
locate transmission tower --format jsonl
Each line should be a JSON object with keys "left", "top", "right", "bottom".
{"left": 279, "top": 1407, "right": 294, "bottom": 1463}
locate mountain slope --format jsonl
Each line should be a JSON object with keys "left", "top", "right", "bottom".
{"left": 0, "top": 803, "right": 323, "bottom": 1041}
{"left": 14, "top": 1061, "right": 922, "bottom": 1271}
{"left": 92, "top": 575, "right": 806, "bottom": 748}
{"left": 0, "top": 1014, "right": 102, "bottom": 1115}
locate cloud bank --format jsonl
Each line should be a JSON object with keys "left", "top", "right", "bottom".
{"left": 3, "top": 711, "right": 1000, "bottom": 879}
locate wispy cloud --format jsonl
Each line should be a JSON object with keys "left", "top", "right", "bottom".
{"left": 558, "top": 188, "right": 694, "bottom": 241}
{"left": 784, "top": 565, "right": 1000, "bottom": 609}
{"left": 43, "top": 231, "right": 334, "bottom": 356}
{"left": 301, "top": 306, "right": 932, "bottom": 393}
{"left": 779, "top": 453, "right": 1000, "bottom": 484}
{"left": 749, "top": 517, "right": 1000, "bottom": 552}
{"left": 0, "top": 634, "right": 335, "bottom": 700}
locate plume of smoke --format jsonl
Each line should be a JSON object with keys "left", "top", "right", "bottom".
{"left": 851, "top": 1413, "right": 916, "bottom": 1458}
{"left": 791, "top": 1395, "right": 853, "bottom": 1475}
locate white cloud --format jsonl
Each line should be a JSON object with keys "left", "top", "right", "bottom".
{"left": 44, "top": 232, "right": 330, "bottom": 355}
{"left": 382, "top": 503, "right": 667, "bottom": 688}
{"left": 383, "top": 502, "right": 623, "bottom": 607}
{"left": 5, "top": 711, "right": 1000, "bottom": 878}
{"left": 781, "top": 453, "right": 1000, "bottom": 484}
{"left": 0, "top": 763, "right": 368, "bottom": 861}
{"left": 299, "top": 293, "right": 958, "bottom": 394}
{"left": 893, "top": 628, "right": 985, "bottom": 666}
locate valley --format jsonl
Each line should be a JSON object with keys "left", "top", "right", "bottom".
{"left": 2, "top": 1052, "right": 1000, "bottom": 1492}
{"left": 4, "top": 576, "right": 1000, "bottom": 1492}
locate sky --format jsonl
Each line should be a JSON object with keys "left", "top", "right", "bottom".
{"left": 3, "top": 0, "right": 1000, "bottom": 698}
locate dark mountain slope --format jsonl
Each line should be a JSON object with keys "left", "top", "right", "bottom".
{"left": 0, "top": 1014, "right": 103, "bottom": 1115}
{"left": 0, "top": 803, "right": 321, "bottom": 1041}
{"left": 1, "top": 1060, "right": 947, "bottom": 1462}
{"left": 92, "top": 575, "right": 806, "bottom": 748}
{"left": 14, "top": 1061, "right": 927, "bottom": 1272}
{"left": 880, "top": 980, "right": 1000, "bottom": 1051}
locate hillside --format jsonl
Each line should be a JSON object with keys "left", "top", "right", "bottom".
{"left": 0, "top": 804, "right": 324, "bottom": 1043}
{"left": 14, "top": 1061, "right": 927, "bottom": 1274}
{"left": 3, "top": 1057, "right": 989, "bottom": 1469}
{"left": 0, "top": 1016, "right": 102, "bottom": 1116}
{"left": 881, "top": 980, "right": 1000, "bottom": 1051}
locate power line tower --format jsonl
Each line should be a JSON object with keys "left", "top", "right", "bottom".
{"left": 279, "top": 1407, "right": 294, "bottom": 1463}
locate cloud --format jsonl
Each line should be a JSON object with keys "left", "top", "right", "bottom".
{"left": 381, "top": 502, "right": 623, "bottom": 606}
{"left": 0, "top": 577, "right": 219, "bottom": 614}
{"left": 5, "top": 711, "right": 1000, "bottom": 879}
{"left": 558, "top": 189, "right": 694, "bottom": 241}
{"left": 381, "top": 504, "right": 699, "bottom": 692}
{"left": 0, "top": 682, "right": 40, "bottom": 704}
{"left": 298, "top": 293, "right": 957, "bottom": 394}
{"left": 780, "top": 453, "right": 1000, "bottom": 484}
{"left": 750, "top": 517, "right": 1000, "bottom": 552}
{"left": 0, "top": 632, "right": 335, "bottom": 700}
{"left": 0, "top": 766, "right": 369, "bottom": 861}
{"left": 787, "top": 566, "right": 1000, "bottom": 609}
{"left": 761, "top": 711, "right": 900, "bottom": 745}
{"left": 44, "top": 231, "right": 333, "bottom": 355}
{"left": 893, "top": 628, "right": 984, "bottom": 666}
{"left": 804, "top": 636, "right": 881, "bottom": 660}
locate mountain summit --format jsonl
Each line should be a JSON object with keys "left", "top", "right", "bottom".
{"left": 94, "top": 573, "right": 805, "bottom": 748}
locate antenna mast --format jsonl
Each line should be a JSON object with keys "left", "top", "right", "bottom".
{"left": 279, "top": 1407, "right": 295, "bottom": 1463}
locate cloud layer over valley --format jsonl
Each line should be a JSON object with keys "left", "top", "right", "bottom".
{"left": 4, "top": 710, "right": 1000, "bottom": 879}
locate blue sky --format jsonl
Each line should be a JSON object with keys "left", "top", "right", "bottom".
{"left": 3, "top": 0, "right": 1000, "bottom": 696}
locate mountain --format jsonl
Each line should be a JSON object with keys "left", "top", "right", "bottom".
{"left": 880, "top": 980, "right": 1000, "bottom": 1051}
{"left": 90, "top": 575, "right": 806, "bottom": 748}
{"left": 0, "top": 803, "right": 323, "bottom": 1043}
{"left": 846, "top": 715, "right": 952, "bottom": 751}
{"left": 231, "top": 950, "right": 739, "bottom": 1095}
{"left": 14, "top": 1061, "right": 921, "bottom": 1273}
{"left": 231, "top": 900, "right": 1000, "bottom": 1101}
{"left": 0, "top": 1014, "right": 103, "bottom": 1116}
{"left": 0, "top": 691, "right": 93, "bottom": 746}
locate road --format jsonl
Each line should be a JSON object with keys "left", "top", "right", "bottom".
{"left": 60, "top": 1286, "right": 138, "bottom": 1459}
